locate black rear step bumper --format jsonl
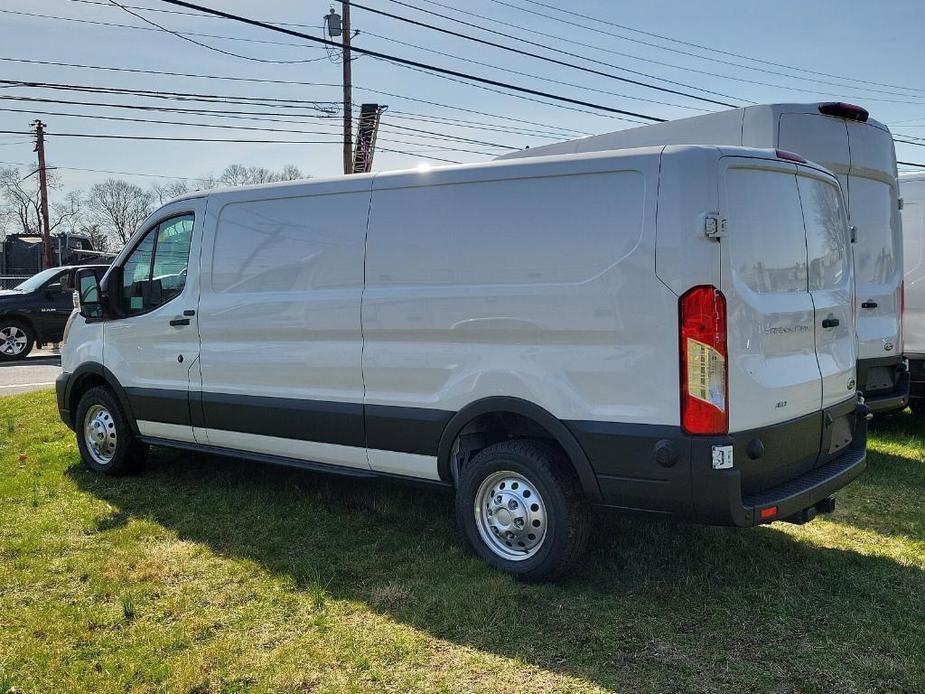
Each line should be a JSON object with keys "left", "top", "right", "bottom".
{"left": 858, "top": 355, "right": 910, "bottom": 413}
{"left": 689, "top": 399, "right": 868, "bottom": 527}
{"left": 570, "top": 396, "right": 868, "bottom": 527}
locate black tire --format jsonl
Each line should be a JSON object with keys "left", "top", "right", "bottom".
{"left": 75, "top": 386, "right": 148, "bottom": 475}
{"left": 0, "top": 318, "right": 34, "bottom": 362}
{"left": 456, "top": 439, "right": 589, "bottom": 581}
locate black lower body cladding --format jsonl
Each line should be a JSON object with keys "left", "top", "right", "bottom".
{"left": 566, "top": 396, "right": 868, "bottom": 527}
{"left": 57, "top": 370, "right": 867, "bottom": 528}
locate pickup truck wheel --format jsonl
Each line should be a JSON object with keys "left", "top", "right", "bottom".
{"left": 76, "top": 386, "right": 148, "bottom": 475}
{"left": 0, "top": 320, "right": 34, "bottom": 361}
{"left": 456, "top": 439, "right": 589, "bottom": 581}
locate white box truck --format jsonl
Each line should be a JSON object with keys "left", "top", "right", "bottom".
{"left": 58, "top": 146, "right": 867, "bottom": 580}
{"left": 501, "top": 102, "right": 909, "bottom": 413}
{"left": 900, "top": 172, "right": 925, "bottom": 410}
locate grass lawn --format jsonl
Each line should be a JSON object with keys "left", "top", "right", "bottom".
{"left": 1, "top": 390, "right": 924, "bottom": 693}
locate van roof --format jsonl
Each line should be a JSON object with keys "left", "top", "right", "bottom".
{"left": 168, "top": 143, "right": 834, "bottom": 204}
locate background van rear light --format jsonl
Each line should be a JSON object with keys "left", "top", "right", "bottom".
{"left": 818, "top": 102, "right": 869, "bottom": 122}
{"left": 679, "top": 285, "right": 728, "bottom": 435}
{"left": 776, "top": 149, "right": 806, "bottom": 163}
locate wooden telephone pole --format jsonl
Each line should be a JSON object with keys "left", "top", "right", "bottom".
{"left": 341, "top": 0, "right": 353, "bottom": 175}
{"left": 32, "top": 120, "right": 54, "bottom": 269}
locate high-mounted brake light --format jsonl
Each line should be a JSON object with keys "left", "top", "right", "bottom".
{"left": 818, "top": 102, "right": 869, "bottom": 122}
{"left": 776, "top": 149, "right": 806, "bottom": 163}
{"left": 679, "top": 285, "right": 728, "bottom": 435}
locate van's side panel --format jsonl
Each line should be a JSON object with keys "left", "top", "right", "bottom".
{"left": 196, "top": 180, "right": 372, "bottom": 469}
{"left": 901, "top": 176, "right": 925, "bottom": 356}
{"left": 363, "top": 154, "right": 680, "bottom": 492}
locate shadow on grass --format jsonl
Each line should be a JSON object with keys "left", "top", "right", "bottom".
{"left": 69, "top": 447, "right": 925, "bottom": 692}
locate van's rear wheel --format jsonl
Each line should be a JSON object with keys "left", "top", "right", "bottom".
{"left": 456, "top": 439, "right": 588, "bottom": 581}
{"left": 75, "top": 386, "right": 148, "bottom": 475}
{"left": 0, "top": 320, "right": 33, "bottom": 361}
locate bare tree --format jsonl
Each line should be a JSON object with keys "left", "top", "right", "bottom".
{"left": 0, "top": 164, "right": 43, "bottom": 236}
{"left": 217, "top": 163, "right": 306, "bottom": 187}
{"left": 78, "top": 222, "right": 112, "bottom": 254}
{"left": 1, "top": 165, "right": 82, "bottom": 240}
{"left": 150, "top": 180, "right": 192, "bottom": 205}
{"left": 86, "top": 178, "right": 154, "bottom": 244}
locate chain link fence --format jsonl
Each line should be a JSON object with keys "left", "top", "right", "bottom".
{"left": 0, "top": 276, "right": 30, "bottom": 290}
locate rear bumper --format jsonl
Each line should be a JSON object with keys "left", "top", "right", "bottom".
{"left": 906, "top": 355, "right": 925, "bottom": 402}
{"left": 858, "top": 355, "right": 910, "bottom": 412}
{"left": 569, "top": 397, "right": 868, "bottom": 527}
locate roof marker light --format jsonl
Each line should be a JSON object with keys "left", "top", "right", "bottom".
{"left": 776, "top": 149, "right": 807, "bottom": 163}
{"left": 818, "top": 102, "right": 869, "bottom": 122}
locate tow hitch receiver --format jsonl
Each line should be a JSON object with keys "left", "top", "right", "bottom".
{"left": 781, "top": 497, "right": 836, "bottom": 525}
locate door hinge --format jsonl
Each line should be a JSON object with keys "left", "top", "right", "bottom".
{"left": 898, "top": 197, "right": 904, "bottom": 210}
{"left": 704, "top": 214, "right": 726, "bottom": 239}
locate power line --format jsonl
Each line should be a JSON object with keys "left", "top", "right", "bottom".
{"left": 105, "top": 0, "right": 327, "bottom": 64}
{"left": 494, "top": 0, "right": 925, "bottom": 98}
{"left": 0, "top": 7, "right": 324, "bottom": 53}
{"left": 0, "top": 78, "right": 340, "bottom": 113}
{"left": 0, "top": 159, "right": 212, "bottom": 181}
{"left": 898, "top": 161, "right": 925, "bottom": 169}
{"left": 351, "top": 0, "right": 740, "bottom": 108}
{"left": 151, "top": 0, "right": 667, "bottom": 121}
{"left": 0, "top": 105, "right": 516, "bottom": 152}
{"left": 0, "top": 130, "right": 465, "bottom": 163}
{"left": 0, "top": 56, "right": 593, "bottom": 137}
{"left": 360, "top": 29, "right": 710, "bottom": 113}
{"left": 402, "top": 0, "right": 921, "bottom": 104}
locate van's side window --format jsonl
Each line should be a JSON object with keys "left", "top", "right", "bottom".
{"left": 120, "top": 214, "right": 194, "bottom": 315}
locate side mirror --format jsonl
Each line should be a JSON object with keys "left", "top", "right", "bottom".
{"left": 45, "top": 283, "right": 62, "bottom": 296}
{"left": 75, "top": 268, "right": 104, "bottom": 320}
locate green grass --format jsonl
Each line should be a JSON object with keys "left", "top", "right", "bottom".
{"left": 1, "top": 390, "right": 924, "bottom": 693}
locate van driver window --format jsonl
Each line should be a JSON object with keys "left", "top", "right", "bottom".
{"left": 120, "top": 214, "right": 194, "bottom": 315}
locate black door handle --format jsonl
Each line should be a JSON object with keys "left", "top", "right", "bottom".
{"left": 861, "top": 301, "right": 878, "bottom": 309}
{"left": 822, "top": 317, "right": 840, "bottom": 328}
{"left": 169, "top": 318, "right": 190, "bottom": 327}
{"left": 183, "top": 309, "right": 196, "bottom": 316}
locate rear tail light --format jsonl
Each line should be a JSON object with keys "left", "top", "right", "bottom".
{"left": 679, "top": 285, "right": 728, "bottom": 435}
{"left": 818, "top": 102, "right": 869, "bottom": 122}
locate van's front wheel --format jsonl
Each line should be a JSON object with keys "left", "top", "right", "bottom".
{"left": 456, "top": 439, "right": 588, "bottom": 581}
{"left": 76, "top": 386, "right": 148, "bottom": 475}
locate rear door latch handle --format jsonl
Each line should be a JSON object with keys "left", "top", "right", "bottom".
{"left": 822, "top": 317, "right": 840, "bottom": 329}
{"left": 169, "top": 318, "right": 190, "bottom": 327}
{"left": 861, "top": 301, "right": 878, "bottom": 309}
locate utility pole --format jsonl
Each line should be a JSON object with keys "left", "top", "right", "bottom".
{"left": 341, "top": 0, "right": 353, "bottom": 175}
{"left": 32, "top": 120, "right": 54, "bottom": 269}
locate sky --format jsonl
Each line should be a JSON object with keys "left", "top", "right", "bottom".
{"left": 1, "top": 0, "right": 925, "bottom": 200}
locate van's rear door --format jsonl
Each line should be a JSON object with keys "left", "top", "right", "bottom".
{"left": 719, "top": 157, "right": 823, "bottom": 488}
{"left": 796, "top": 168, "right": 856, "bottom": 409}
{"left": 846, "top": 120, "right": 903, "bottom": 359}
{"left": 720, "top": 158, "right": 822, "bottom": 430}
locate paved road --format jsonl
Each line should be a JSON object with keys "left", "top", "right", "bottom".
{"left": 0, "top": 348, "right": 61, "bottom": 396}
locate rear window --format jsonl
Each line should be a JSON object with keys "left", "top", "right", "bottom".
{"left": 725, "top": 167, "right": 807, "bottom": 294}
{"left": 797, "top": 174, "right": 851, "bottom": 290}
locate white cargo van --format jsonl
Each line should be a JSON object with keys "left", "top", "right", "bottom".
{"left": 58, "top": 146, "right": 868, "bottom": 580}
{"left": 502, "top": 103, "right": 909, "bottom": 413}
{"left": 900, "top": 172, "right": 925, "bottom": 410}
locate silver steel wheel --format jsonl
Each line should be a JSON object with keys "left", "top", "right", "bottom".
{"left": 0, "top": 325, "right": 27, "bottom": 356}
{"left": 474, "top": 470, "right": 547, "bottom": 561}
{"left": 83, "top": 404, "right": 117, "bottom": 466}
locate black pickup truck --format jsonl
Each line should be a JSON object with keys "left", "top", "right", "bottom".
{"left": 0, "top": 265, "right": 108, "bottom": 361}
